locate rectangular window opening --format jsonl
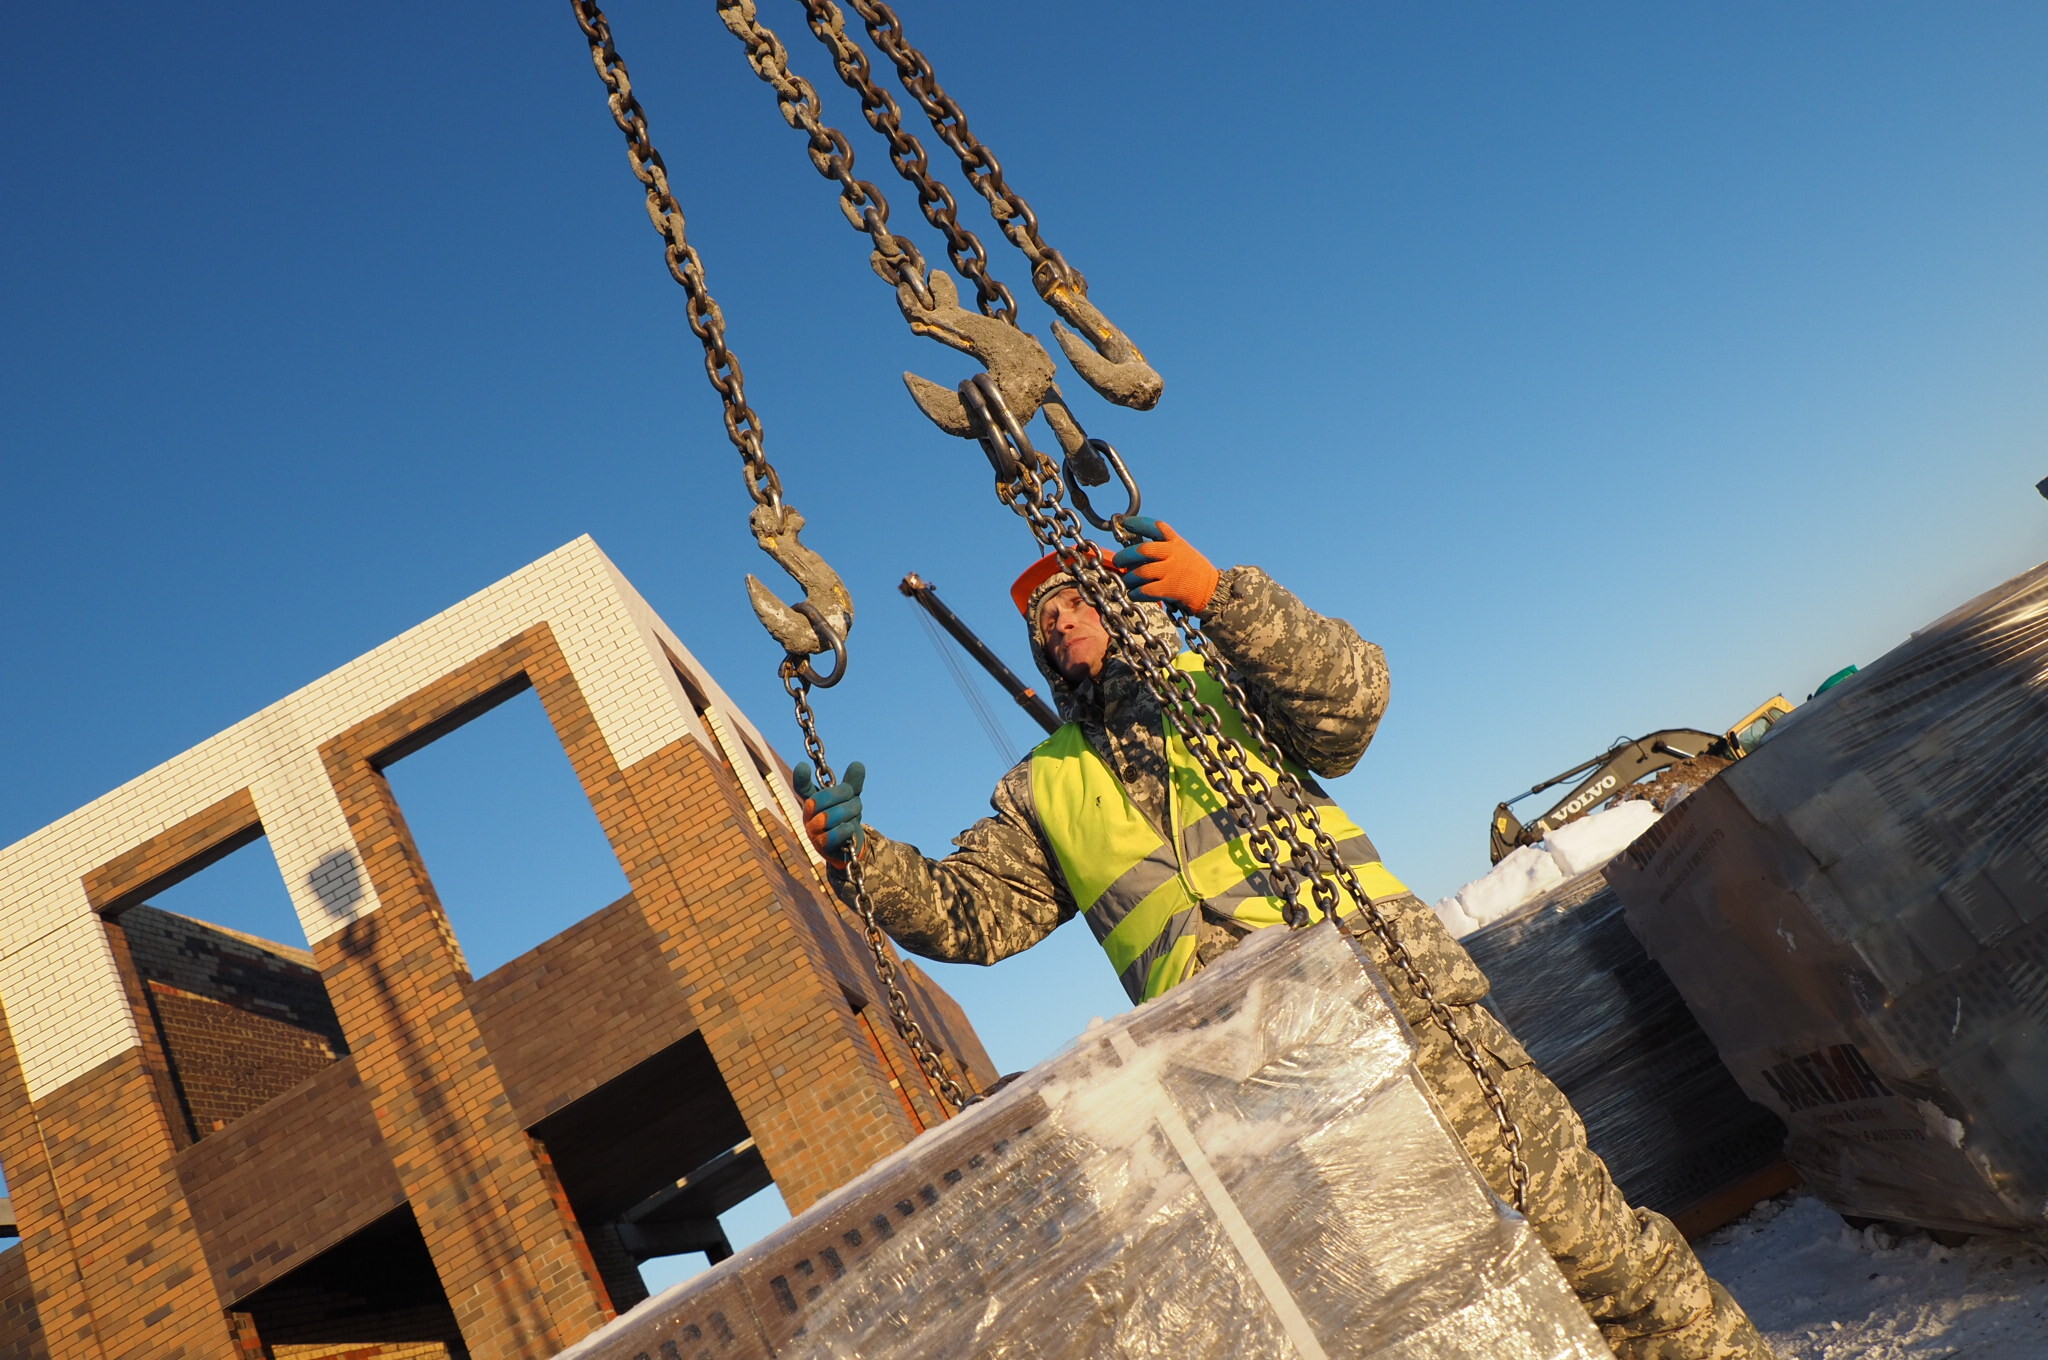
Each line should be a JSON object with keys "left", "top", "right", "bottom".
{"left": 108, "top": 831, "right": 348, "bottom": 1142}
{"left": 1, "top": 1154, "right": 16, "bottom": 1244}
{"left": 379, "top": 683, "right": 631, "bottom": 981}
{"left": 668, "top": 655, "right": 788, "bottom": 844}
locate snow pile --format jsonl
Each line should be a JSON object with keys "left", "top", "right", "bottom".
{"left": 1433, "top": 800, "right": 1663, "bottom": 938}
{"left": 1699, "top": 1193, "right": 2048, "bottom": 1359}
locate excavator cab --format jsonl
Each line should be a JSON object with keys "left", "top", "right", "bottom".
{"left": 1722, "top": 695, "right": 1794, "bottom": 756}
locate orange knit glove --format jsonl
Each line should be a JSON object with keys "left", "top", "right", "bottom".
{"left": 1113, "top": 517, "right": 1221, "bottom": 613}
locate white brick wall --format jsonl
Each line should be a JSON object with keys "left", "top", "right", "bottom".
{"left": 0, "top": 537, "right": 799, "bottom": 1102}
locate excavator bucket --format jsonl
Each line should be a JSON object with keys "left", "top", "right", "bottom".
{"left": 1491, "top": 802, "right": 1529, "bottom": 866}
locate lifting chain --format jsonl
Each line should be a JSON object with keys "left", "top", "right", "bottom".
{"left": 714, "top": 0, "right": 934, "bottom": 305}
{"left": 571, "top": 0, "right": 971, "bottom": 1114}
{"left": 785, "top": 679, "right": 973, "bottom": 1112}
{"left": 1177, "top": 615, "right": 1530, "bottom": 1209}
{"left": 571, "top": 0, "right": 778, "bottom": 510}
{"left": 782, "top": 0, "right": 1107, "bottom": 469}
{"left": 965, "top": 380, "right": 1531, "bottom": 1209}
{"left": 791, "top": 0, "right": 1016, "bottom": 324}
{"left": 717, "top": 0, "right": 1156, "bottom": 420}
{"left": 840, "top": 0, "right": 1067, "bottom": 293}
{"left": 837, "top": 0, "right": 1163, "bottom": 411}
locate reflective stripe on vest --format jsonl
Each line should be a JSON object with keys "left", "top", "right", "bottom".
{"left": 1029, "top": 653, "right": 1410, "bottom": 1004}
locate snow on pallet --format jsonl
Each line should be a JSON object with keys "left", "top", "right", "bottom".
{"left": 557, "top": 924, "right": 1606, "bottom": 1359}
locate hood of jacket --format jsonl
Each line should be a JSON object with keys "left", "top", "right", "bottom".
{"left": 1025, "top": 574, "right": 1186, "bottom": 726}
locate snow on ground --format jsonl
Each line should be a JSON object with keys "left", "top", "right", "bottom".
{"left": 1432, "top": 800, "right": 1663, "bottom": 937}
{"left": 1698, "top": 1194, "right": 2048, "bottom": 1359}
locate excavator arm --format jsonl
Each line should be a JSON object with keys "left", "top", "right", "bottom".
{"left": 1489, "top": 728, "right": 1721, "bottom": 864}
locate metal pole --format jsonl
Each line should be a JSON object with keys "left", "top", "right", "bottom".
{"left": 900, "top": 573, "right": 1061, "bottom": 734}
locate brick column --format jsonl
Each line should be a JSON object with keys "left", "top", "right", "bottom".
{"left": 7, "top": 1049, "right": 234, "bottom": 1360}
{"left": 600, "top": 735, "right": 919, "bottom": 1211}
{"left": 0, "top": 1005, "right": 102, "bottom": 1360}
{"left": 319, "top": 635, "right": 615, "bottom": 1360}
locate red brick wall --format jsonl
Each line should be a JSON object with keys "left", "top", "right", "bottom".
{"left": 0, "top": 1248, "right": 49, "bottom": 1360}
{"left": 110, "top": 904, "right": 349, "bottom": 1143}
{"left": 146, "top": 984, "right": 341, "bottom": 1136}
{"left": 175, "top": 1056, "right": 406, "bottom": 1307}
{"left": 603, "top": 732, "right": 924, "bottom": 1209}
{"left": 463, "top": 893, "right": 691, "bottom": 1128}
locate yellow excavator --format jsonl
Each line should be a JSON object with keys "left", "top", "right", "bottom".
{"left": 1488, "top": 696, "right": 1796, "bottom": 864}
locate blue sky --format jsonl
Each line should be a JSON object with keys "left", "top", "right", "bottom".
{"left": 6, "top": 0, "right": 2047, "bottom": 1274}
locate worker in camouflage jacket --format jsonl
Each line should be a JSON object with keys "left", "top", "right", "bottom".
{"left": 794, "top": 517, "right": 1773, "bottom": 1360}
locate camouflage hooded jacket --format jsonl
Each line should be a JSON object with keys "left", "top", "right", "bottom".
{"left": 839, "top": 566, "right": 1394, "bottom": 973}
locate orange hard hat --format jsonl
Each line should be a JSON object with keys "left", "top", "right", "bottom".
{"left": 1009, "top": 547, "right": 1111, "bottom": 617}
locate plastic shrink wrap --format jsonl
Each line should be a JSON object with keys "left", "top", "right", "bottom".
{"left": 1464, "top": 870, "right": 1788, "bottom": 1231}
{"left": 1607, "top": 559, "right": 2048, "bottom": 1237}
{"left": 555, "top": 923, "right": 1607, "bottom": 1359}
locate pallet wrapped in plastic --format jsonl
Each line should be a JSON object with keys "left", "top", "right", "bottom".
{"left": 1464, "top": 870, "right": 1788, "bottom": 1232}
{"left": 555, "top": 923, "right": 1608, "bottom": 1359}
{"left": 1606, "top": 559, "right": 2048, "bottom": 1237}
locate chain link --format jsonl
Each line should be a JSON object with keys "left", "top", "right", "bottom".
{"left": 832, "top": 0, "right": 1161, "bottom": 413}
{"left": 843, "top": 0, "right": 1077, "bottom": 295}
{"left": 785, "top": 669, "right": 974, "bottom": 1111}
{"left": 791, "top": 0, "right": 1018, "bottom": 323}
{"left": 715, "top": 0, "right": 933, "bottom": 303}
{"left": 1177, "top": 617, "right": 1530, "bottom": 1207}
{"left": 573, "top": 0, "right": 969, "bottom": 1116}
{"left": 571, "top": 0, "right": 783, "bottom": 510}
{"left": 979, "top": 398, "right": 1531, "bottom": 1209}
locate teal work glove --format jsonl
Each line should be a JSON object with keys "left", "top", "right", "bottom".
{"left": 792, "top": 760, "right": 866, "bottom": 865}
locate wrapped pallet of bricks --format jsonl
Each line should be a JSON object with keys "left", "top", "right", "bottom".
{"left": 1607, "top": 559, "right": 2048, "bottom": 1237}
{"left": 1464, "top": 869, "right": 1791, "bottom": 1235}
{"left": 556, "top": 924, "right": 1608, "bottom": 1360}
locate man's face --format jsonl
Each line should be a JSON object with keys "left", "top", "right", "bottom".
{"left": 1038, "top": 587, "right": 1109, "bottom": 684}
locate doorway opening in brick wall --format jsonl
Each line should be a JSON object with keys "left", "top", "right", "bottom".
{"left": 104, "top": 831, "right": 349, "bottom": 1145}
{"left": 528, "top": 1033, "right": 788, "bottom": 1311}
{"left": 0, "top": 1208, "right": 40, "bottom": 1360}
{"left": 230, "top": 1206, "right": 468, "bottom": 1359}
{"left": 379, "top": 682, "right": 631, "bottom": 980}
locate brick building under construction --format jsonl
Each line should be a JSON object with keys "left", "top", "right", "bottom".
{"left": 0, "top": 538, "right": 995, "bottom": 1360}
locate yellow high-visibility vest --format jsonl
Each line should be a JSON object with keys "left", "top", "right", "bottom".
{"left": 1029, "top": 653, "right": 1409, "bottom": 1004}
